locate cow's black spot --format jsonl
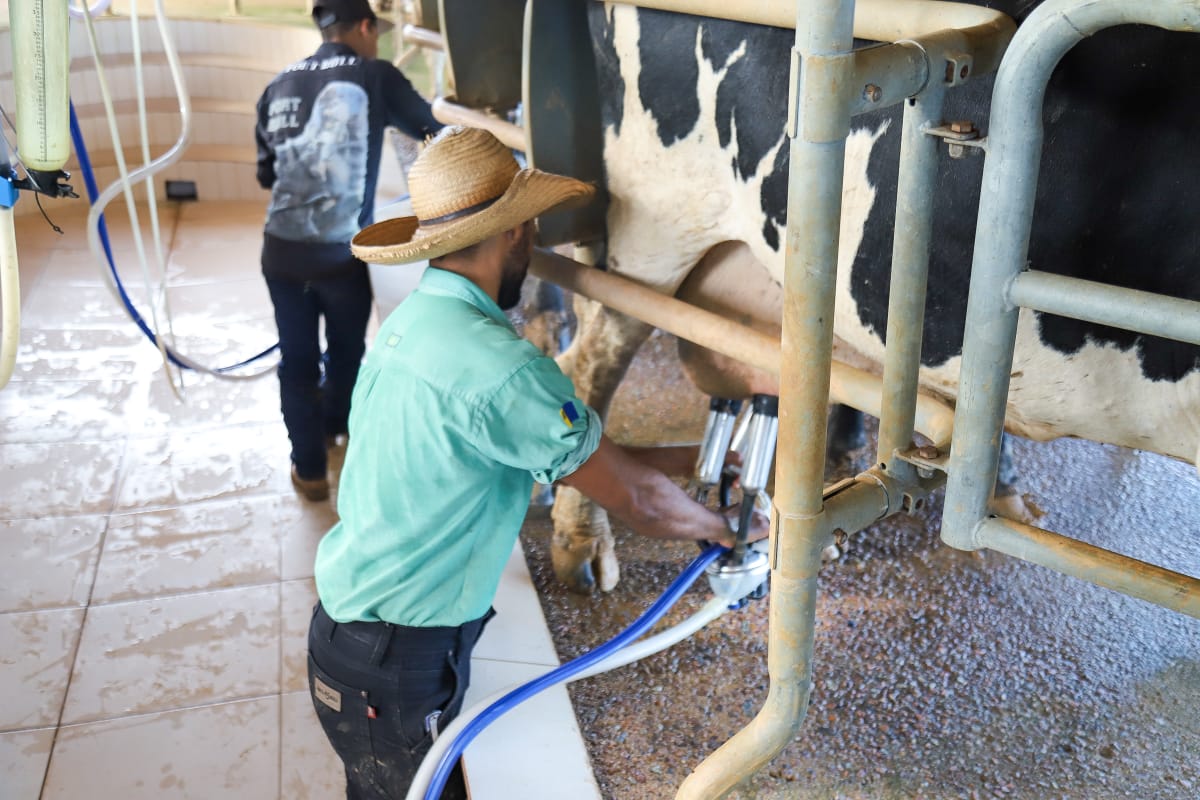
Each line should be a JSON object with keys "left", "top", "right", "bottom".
{"left": 699, "top": 22, "right": 742, "bottom": 73}
{"left": 761, "top": 219, "right": 779, "bottom": 253}
{"left": 587, "top": 3, "right": 624, "bottom": 136}
{"left": 595, "top": 1, "right": 1200, "bottom": 385}
{"left": 849, "top": 22, "right": 1200, "bottom": 383}
{"left": 759, "top": 144, "right": 788, "bottom": 252}
{"left": 636, "top": 9, "right": 701, "bottom": 146}
{"left": 698, "top": 17, "right": 793, "bottom": 247}
{"left": 1025, "top": 26, "right": 1200, "bottom": 382}
{"left": 709, "top": 21, "right": 791, "bottom": 181}
{"left": 850, "top": 77, "right": 992, "bottom": 368}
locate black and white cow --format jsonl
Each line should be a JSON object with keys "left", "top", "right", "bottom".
{"left": 547, "top": 1, "right": 1200, "bottom": 594}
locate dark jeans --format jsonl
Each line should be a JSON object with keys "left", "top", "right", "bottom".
{"left": 265, "top": 271, "right": 372, "bottom": 479}
{"left": 307, "top": 603, "right": 494, "bottom": 800}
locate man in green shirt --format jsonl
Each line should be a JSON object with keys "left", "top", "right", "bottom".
{"left": 308, "top": 126, "right": 768, "bottom": 799}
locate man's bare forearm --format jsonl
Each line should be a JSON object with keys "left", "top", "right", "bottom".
{"left": 619, "top": 444, "right": 700, "bottom": 478}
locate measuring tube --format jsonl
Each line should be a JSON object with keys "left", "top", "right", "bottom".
{"left": 10, "top": 0, "right": 72, "bottom": 173}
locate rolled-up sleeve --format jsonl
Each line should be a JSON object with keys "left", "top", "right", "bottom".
{"left": 473, "top": 355, "right": 601, "bottom": 484}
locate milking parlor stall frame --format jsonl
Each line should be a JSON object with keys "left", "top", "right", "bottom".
{"left": 406, "top": 0, "right": 1200, "bottom": 797}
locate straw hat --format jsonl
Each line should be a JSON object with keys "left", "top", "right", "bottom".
{"left": 351, "top": 126, "right": 595, "bottom": 264}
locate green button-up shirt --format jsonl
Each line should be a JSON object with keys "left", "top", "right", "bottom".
{"left": 314, "top": 268, "right": 601, "bottom": 627}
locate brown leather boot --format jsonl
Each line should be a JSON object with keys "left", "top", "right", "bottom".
{"left": 291, "top": 465, "right": 330, "bottom": 502}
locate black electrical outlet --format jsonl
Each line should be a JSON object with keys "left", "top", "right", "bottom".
{"left": 165, "top": 179, "right": 198, "bottom": 201}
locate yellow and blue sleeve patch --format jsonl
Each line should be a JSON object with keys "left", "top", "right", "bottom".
{"left": 560, "top": 401, "right": 580, "bottom": 428}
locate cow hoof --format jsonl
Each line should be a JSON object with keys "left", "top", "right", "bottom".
{"left": 550, "top": 527, "right": 620, "bottom": 595}
{"left": 988, "top": 491, "right": 1046, "bottom": 524}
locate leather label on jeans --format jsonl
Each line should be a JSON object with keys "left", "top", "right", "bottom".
{"left": 314, "top": 677, "right": 342, "bottom": 712}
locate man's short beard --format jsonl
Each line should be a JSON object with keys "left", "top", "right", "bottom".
{"left": 497, "top": 239, "right": 530, "bottom": 310}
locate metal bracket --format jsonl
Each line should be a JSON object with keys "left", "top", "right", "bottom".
{"left": 11, "top": 168, "right": 78, "bottom": 199}
{"left": 894, "top": 445, "right": 949, "bottom": 478}
{"left": 943, "top": 51, "right": 975, "bottom": 86}
{"left": 0, "top": 177, "right": 16, "bottom": 209}
{"left": 926, "top": 121, "right": 986, "bottom": 159}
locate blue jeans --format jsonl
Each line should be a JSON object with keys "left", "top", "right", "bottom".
{"left": 265, "top": 270, "right": 372, "bottom": 479}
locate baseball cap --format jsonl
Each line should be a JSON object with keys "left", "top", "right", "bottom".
{"left": 312, "top": 0, "right": 394, "bottom": 33}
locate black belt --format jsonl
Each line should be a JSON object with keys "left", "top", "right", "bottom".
{"left": 312, "top": 602, "right": 493, "bottom": 667}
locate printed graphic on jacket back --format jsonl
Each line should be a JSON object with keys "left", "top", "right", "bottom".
{"left": 265, "top": 81, "right": 368, "bottom": 243}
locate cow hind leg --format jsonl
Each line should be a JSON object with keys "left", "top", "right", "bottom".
{"left": 988, "top": 432, "right": 1045, "bottom": 523}
{"left": 552, "top": 304, "right": 655, "bottom": 593}
{"left": 827, "top": 403, "right": 867, "bottom": 460}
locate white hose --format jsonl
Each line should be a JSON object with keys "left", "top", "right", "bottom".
{"left": 0, "top": 206, "right": 19, "bottom": 389}
{"left": 79, "top": 2, "right": 273, "bottom": 381}
{"left": 67, "top": 0, "right": 114, "bottom": 19}
{"left": 78, "top": 1, "right": 178, "bottom": 393}
{"left": 404, "top": 596, "right": 732, "bottom": 800}
{"left": 571, "top": 595, "right": 731, "bottom": 679}
{"left": 128, "top": 0, "right": 174, "bottom": 325}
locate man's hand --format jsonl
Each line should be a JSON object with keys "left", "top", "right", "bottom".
{"left": 715, "top": 504, "right": 771, "bottom": 550}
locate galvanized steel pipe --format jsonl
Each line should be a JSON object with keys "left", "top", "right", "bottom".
{"left": 603, "top": 0, "right": 1014, "bottom": 75}
{"left": 876, "top": 82, "right": 947, "bottom": 473}
{"left": 1009, "top": 270, "right": 1200, "bottom": 347}
{"left": 431, "top": 98, "right": 525, "bottom": 151}
{"left": 942, "top": 0, "right": 1200, "bottom": 552}
{"left": 401, "top": 23, "right": 444, "bottom": 50}
{"left": 676, "top": 1, "right": 857, "bottom": 796}
{"left": 977, "top": 517, "right": 1200, "bottom": 618}
{"left": 530, "top": 249, "right": 956, "bottom": 447}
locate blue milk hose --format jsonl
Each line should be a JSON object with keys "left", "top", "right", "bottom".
{"left": 68, "top": 100, "right": 277, "bottom": 373}
{"left": 419, "top": 544, "right": 728, "bottom": 800}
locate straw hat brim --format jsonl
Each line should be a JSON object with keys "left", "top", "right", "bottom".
{"left": 351, "top": 169, "right": 595, "bottom": 265}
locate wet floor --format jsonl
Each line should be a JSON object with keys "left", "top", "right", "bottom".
{"left": 0, "top": 203, "right": 593, "bottom": 800}
{"left": 519, "top": 327, "right": 1200, "bottom": 800}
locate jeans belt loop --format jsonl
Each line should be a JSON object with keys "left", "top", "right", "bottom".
{"left": 318, "top": 603, "right": 337, "bottom": 643}
{"left": 367, "top": 622, "right": 395, "bottom": 667}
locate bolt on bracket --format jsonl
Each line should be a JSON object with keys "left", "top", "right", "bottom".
{"left": 894, "top": 445, "right": 950, "bottom": 479}
{"left": 926, "top": 120, "right": 986, "bottom": 159}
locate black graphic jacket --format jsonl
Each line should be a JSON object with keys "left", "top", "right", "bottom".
{"left": 255, "top": 42, "right": 441, "bottom": 281}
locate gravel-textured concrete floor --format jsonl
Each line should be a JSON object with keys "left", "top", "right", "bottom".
{"left": 519, "top": 328, "right": 1200, "bottom": 800}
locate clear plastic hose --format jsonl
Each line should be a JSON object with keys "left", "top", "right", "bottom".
{"left": 0, "top": 206, "right": 19, "bottom": 389}
{"left": 74, "top": 0, "right": 277, "bottom": 380}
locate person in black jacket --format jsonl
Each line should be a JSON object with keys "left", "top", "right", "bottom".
{"left": 255, "top": 0, "right": 441, "bottom": 502}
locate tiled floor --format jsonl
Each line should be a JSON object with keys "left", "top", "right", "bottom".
{"left": 0, "top": 195, "right": 600, "bottom": 798}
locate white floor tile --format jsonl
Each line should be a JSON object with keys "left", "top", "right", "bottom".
{"left": 0, "top": 441, "right": 124, "bottom": 518}
{"left": 12, "top": 327, "right": 156, "bottom": 383}
{"left": 114, "top": 424, "right": 291, "bottom": 511}
{"left": 62, "top": 585, "right": 280, "bottom": 724}
{"left": 475, "top": 541, "right": 560, "bottom": 667}
{"left": 0, "top": 518, "right": 105, "bottom": 613}
{"left": 43, "top": 697, "right": 280, "bottom": 800}
{"left": 0, "top": 727, "right": 55, "bottom": 800}
{"left": 0, "top": 379, "right": 139, "bottom": 444}
{"left": 0, "top": 609, "right": 84, "bottom": 730}
{"left": 92, "top": 497, "right": 286, "bottom": 603}
{"left": 462, "top": 659, "right": 602, "bottom": 800}
{"left": 280, "top": 500, "right": 338, "bottom": 582}
{"left": 21, "top": 279, "right": 150, "bottom": 330}
{"left": 139, "top": 371, "right": 284, "bottom": 434}
{"left": 279, "top": 690, "right": 344, "bottom": 800}
{"left": 281, "top": 579, "right": 318, "bottom": 694}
